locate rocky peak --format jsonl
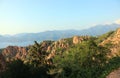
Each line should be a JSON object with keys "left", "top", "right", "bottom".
{"left": 46, "top": 39, "right": 70, "bottom": 59}
{"left": 101, "top": 28, "right": 120, "bottom": 57}
{"left": 112, "top": 28, "right": 120, "bottom": 44}
{"left": 47, "top": 36, "right": 90, "bottom": 59}
{"left": 2, "top": 46, "right": 28, "bottom": 61}
{"left": 40, "top": 41, "right": 54, "bottom": 51}
{"left": 73, "top": 36, "right": 90, "bottom": 44}
{"left": 102, "top": 28, "right": 120, "bottom": 45}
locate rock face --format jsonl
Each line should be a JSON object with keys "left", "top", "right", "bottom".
{"left": 73, "top": 36, "right": 90, "bottom": 44}
{"left": 46, "top": 36, "right": 90, "bottom": 59}
{"left": 100, "top": 28, "right": 120, "bottom": 78}
{"left": 46, "top": 39, "right": 70, "bottom": 59}
{"left": 106, "top": 68, "right": 120, "bottom": 78}
{"left": 73, "top": 36, "right": 79, "bottom": 44}
{"left": 101, "top": 28, "right": 120, "bottom": 57}
{"left": 2, "top": 46, "right": 29, "bottom": 61}
{"left": 0, "top": 53, "right": 6, "bottom": 72}
{"left": 102, "top": 28, "right": 120, "bottom": 45}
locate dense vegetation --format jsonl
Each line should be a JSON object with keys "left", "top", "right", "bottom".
{"left": 0, "top": 31, "right": 120, "bottom": 78}
{"left": 49, "top": 39, "right": 118, "bottom": 78}
{"left": 0, "top": 49, "right": 3, "bottom": 53}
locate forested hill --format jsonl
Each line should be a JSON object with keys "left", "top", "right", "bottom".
{"left": 0, "top": 28, "right": 120, "bottom": 78}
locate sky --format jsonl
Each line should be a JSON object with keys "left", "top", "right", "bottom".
{"left": 0, "top": 0, "right": 120, "bottom": 35}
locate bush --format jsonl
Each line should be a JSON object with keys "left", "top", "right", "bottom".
{"left": 1, "top": 59, "right": 30, "bottom": 78}
{"left": 51, "top": 40, "right": 109, "bottom": 78}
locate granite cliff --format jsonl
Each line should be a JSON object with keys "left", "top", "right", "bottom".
{"left": 2, "top": 46, "right": 29, "bottom": 61}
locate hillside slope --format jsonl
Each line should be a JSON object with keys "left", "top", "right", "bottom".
{"left": 0, "top": 28, "right": 120, "bottom": 78}
{"left": 101, "top": 28, "right": 120, "bottom": 57}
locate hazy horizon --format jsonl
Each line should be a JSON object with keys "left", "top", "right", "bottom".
{"left": 0, "top": 0, "right": 120, "bottom": 35}
{"left": 0, "top": 22, "right": 119, "bottom": 36}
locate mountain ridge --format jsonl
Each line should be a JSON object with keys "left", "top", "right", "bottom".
{"left": 0, "top": 24, "right": 120, "bottom": 48}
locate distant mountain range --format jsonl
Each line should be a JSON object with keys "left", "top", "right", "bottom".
{"left": 0, "top": 23, "right": 120, "bottom": 48}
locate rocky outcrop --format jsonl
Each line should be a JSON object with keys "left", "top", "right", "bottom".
{"left": 40, "top": 41, "right": 54, "bottom": 52}
{"left": 2, "top": 46, "right": 29, "bottom": 61}
{"left": 73, "top": 36, "right": 90, "bottom": 44}
{"left": 101, "top": 28, "right": 120, "bottom": 57}
{"left": 102, "top": 28, "right": 120, "bottom": 45}
{"left": 99, "top": 28, "right": 120, "bottom": 78}
{"left": 47, "top": 39, "right": 70, "bottom": 59}
{"left": 1, "top": 36, "right": 90, "bottom": 61}
{"left": 46, "top": 36, "right": 90, "bottom": 59}
{"left": 106, "top": 68, "right": 120, "bottom": 78}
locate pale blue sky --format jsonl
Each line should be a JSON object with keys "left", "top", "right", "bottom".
{"left": 0, "top": 0, "right": 120, "bottom": 35}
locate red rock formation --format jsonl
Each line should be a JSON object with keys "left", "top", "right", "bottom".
{"left": 2, "top": 46, "right": 28, "bottom": 61}
{"left": 102, "top": 28, "right": 120, "bottom": 45}
{"left": 101, "top": 28, "right": 120, "bottom": 57}
{"left": 73, "top": 36, "right": 79, "bottom": 44}
{"left": 73, "top": 36, "right": 90, "bottom": 44}
{"left": 46, "top": 39, "right": 70, "bottom": 59}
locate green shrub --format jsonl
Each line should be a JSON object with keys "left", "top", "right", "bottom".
{"left": 51, "top": 40, "right": 109, "bottom": 78}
